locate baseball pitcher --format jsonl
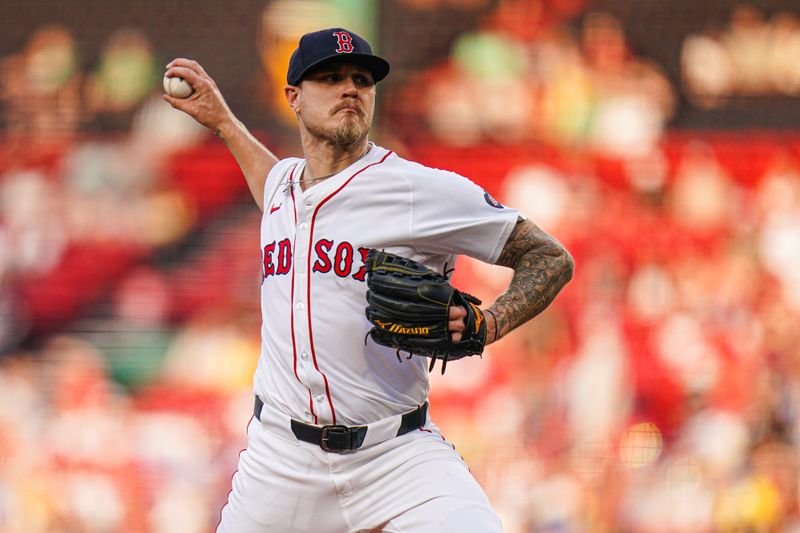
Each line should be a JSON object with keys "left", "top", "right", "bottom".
{"left": 164, "top": 27, "right": 573, "bottom": 533}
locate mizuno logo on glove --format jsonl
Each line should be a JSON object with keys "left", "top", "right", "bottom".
{"left": 374, "top": 320, "right": 430, "bottom": 336}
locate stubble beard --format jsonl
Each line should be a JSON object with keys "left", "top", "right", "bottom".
{"left": 306, "top": 114, "right": 370, "bottom": 148}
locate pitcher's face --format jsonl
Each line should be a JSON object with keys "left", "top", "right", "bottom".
{"left": 287, "top": 62, "right": 375, "bottom": 147}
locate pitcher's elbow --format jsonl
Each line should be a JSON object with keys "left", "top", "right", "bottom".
{"left": 561, "top": 247, "right": 575, "bottom": 284}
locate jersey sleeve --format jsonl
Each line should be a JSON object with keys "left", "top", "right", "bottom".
{"left": 408, "top": 165, "right": 522, "bottom": 264}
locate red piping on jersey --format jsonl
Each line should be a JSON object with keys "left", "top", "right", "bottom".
{"left": 306, "top": 149, "right": 394, "bottom": 424}
{"left": 286, "top": 164, "right": 317, "bottom": 422}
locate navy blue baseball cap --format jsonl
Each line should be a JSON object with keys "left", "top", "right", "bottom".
{"left": 286, "top": 28, "right": 390, "bottom": 86}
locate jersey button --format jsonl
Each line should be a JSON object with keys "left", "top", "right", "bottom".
{"left": 315, "top": 394, "right": 325, "bottom": 403}
{"left": 295, "top": 302, "right": 304, "bottom": 310}
{"left": 299, "top": 222, "right": 308, "bottom": 231}
{"left": 300, "top": 352, "right": 309, "bottom": 360}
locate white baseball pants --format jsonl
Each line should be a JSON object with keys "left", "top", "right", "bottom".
{"left": 216, "top": 405, "right": 503, "bottom": 532}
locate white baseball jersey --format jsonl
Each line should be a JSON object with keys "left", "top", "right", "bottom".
{"left": 253, "top": 143, "right": 519, "bottom": 426}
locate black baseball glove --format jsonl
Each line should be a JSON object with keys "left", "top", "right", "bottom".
{"left": 364, "top": 249, "right": 487, "bottom": 373}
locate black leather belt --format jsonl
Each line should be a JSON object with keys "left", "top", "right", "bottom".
{"left": 253, "top": 396, "right": 428, "bottom": 453}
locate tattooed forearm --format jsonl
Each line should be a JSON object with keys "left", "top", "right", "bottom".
{"left": 486, "top": 219, "right": 574, "bottom": 343}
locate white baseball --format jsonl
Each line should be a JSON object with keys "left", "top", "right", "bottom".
{"left": 163, "top": 75, "right": 194, "bottom": 99}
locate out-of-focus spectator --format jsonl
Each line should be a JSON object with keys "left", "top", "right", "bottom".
{"left": 0, "top": 25, "right": 82, "bottom": 142}
{"left": 95, "top": 268, "right": 175, "bottom": 390}
{"left": 724, "top": 5, "right": 772, "bottom": 95}
{"left": 580, "top": 11, "right": 675, "bottom": 158}
{"left": 400, "top": 6, "right": 675, "bottom": 158}
{"left": 757, "top": 155, "right": 800, "bottom": 311}
{"left": 0, "top": 169, "right": 66, "bottom": 275}
{"left": 427, "top": 31, "right": 532, "bottom": 145}
{"left": 60, "top": 140, "right": 195, "bottom": 246}
{"left": 668, "top": 142, "right": 734, "bottom": 236}
{"left": 160, "top": 311, "right": 258, "bottom": 393}
{"left": 565, "top": 306, "right": 632, "bottom": 443}
{"left": 502, "top": 163, "right": 571, "bottom": 231}
{"left": 84, "top": 28, "right": 159, "bottom": 131}
{"left": 768, "top": 13, "right": 800, "bottom": 95}
{"left": 682, "top": 5, "right": 800, "bottom": 107}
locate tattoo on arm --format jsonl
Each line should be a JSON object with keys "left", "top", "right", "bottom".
{"left": 488, "top": 219, "right": 574, "bottom": 341}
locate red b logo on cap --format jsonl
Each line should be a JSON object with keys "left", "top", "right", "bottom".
{"left": 333, "top": 31, "right": 354, "bottom": 53}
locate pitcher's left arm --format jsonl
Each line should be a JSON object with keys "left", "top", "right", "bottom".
{"left": 481, "top": 219, "right": 574, "bottom": 344}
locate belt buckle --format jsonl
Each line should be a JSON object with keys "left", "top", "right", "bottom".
{"left": 320, "top": 425, "right": 352, "bottom": 452}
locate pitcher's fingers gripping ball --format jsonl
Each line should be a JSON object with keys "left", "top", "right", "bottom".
{"left": 364, "top": 249, "right": 487, "bottom": 373}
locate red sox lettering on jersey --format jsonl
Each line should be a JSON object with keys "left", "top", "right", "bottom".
{"left": 254, "top": 143, "right": 520, "bottom": 428}
{"left": 261, "top": 239, "right": 368, "bottom": 282}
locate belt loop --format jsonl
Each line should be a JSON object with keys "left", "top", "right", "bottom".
{"left": 397, "top": 401, "right": 427, "bottom": 437}
{"left": 254, "top": 396, "right": 264, "bottom": 422}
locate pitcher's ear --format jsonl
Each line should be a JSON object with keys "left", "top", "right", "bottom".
{"left": 285, "top": 85, "right": 300, "bottom": 112}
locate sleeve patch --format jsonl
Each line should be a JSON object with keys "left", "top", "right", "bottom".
{"left": 484, "top": 191, "right": 505, "bottom": 209}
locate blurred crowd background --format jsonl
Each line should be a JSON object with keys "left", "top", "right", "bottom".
{"left": 2, "top": 0, "right": 800, "bottom": 531}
